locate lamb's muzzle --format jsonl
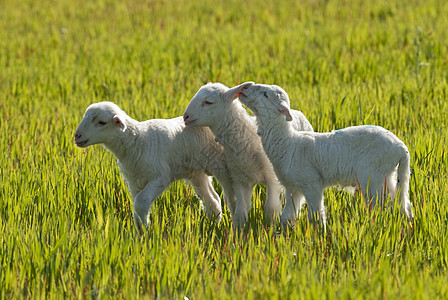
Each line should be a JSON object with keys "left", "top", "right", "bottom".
{"left": 183, "top": 113, "right": 196, "bottom": 126}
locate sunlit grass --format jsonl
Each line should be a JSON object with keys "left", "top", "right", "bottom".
{"left": 1, "top": 0, "right": 448, "bottom": 298}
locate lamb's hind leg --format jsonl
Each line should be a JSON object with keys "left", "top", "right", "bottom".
{"left": 189, "top": 173, "right": 222, "bottom": 222}
{"left": 212, "top": 169, "right": 236, "bottom": 216}
{"left": 385, "top": 169, "right": 398, "bottom": 200}
{"left": 264, "top": 180, "right": 283, "bottom": 224}
{"left": 232, "top": 183, "right": 253, "bottom": 228}
{"left": 385, "top": 169, "right": 413, "bottom": 222}
{"left": 361, "top": 174, "right": 387, "bottom": 212}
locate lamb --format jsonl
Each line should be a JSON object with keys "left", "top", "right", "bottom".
{"left": 183, "top": 82, "right": 314, "bottom": 227}
{"left": 74, "top": 101, "right": 235, "bottom": 233}
{"left": 238, "top": 83, "right": 414, "bottom": 229}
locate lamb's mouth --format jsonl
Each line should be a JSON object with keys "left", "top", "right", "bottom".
{"left": 75, "top": 139, "right": 89, "bottom": 147}
{"left": 184, "top": 119, "right": 197, "bottom": 126}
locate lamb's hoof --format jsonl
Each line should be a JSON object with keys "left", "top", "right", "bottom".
{"left": 281, "top": 219, "right": 296, "bottom": 231}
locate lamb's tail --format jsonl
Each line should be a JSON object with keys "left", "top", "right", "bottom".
{"left": 397, "top": 148, "right": 414, "bottom": 223}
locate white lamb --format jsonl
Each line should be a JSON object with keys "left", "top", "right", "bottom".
{"left": 183, "top": 82, "right": 314, "bottom": 227}
{"left": 238, "top": 83, "right": 414, "bottom": 229}
{"left": 74, "top": 101, "right": 235, "bottom": 233}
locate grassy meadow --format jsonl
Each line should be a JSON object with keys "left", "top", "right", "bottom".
{"left": 1, "top": 0, "right": 448, "bottom": 298}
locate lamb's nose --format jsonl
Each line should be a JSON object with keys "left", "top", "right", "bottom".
{"left": 74, "top": 133, "right": 82, "bottom": 140}
{"left": 183, "top": 114, "right": 189, "bottom": 121}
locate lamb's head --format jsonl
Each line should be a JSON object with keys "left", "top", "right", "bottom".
{"left": 183, "top": 81, "right": 254, "bottom": 128}
{"left": 238, "top": 84, "right": 292, "bottom": 122}
{"left": 74, "top": 101, "right": 128, "bottom": 148}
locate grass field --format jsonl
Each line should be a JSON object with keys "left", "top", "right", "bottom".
{"left": 1, "top": 0, "right": 448, "bottom": 298}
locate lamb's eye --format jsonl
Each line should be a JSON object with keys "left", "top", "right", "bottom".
{"left": 97, "top": 121, "right": 107, "bottom": 126}
{"left": 263, "top": 91, "right": 268, "bottom": 98}
{"left": 203, "top": 100, "right": 213, "bottom": 105}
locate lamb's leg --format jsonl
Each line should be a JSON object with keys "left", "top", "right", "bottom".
{"left": 385, "top": 170, "right": 398, "bottom": 200}
{"left": 189, "top": 173, "right": 222, "bottom": 222}
{"left": 304, "top": 189, "right": 326, "bottom": 232}
{"left": 401, "top": 194, "right": 414, "bottom": 224}
{"left": 361, "top": 174, "right": 387, "bottom": 212}
{"left": 232, "top": 183, "right": 253, "bottom": 228}
{"left": 385, "top": 173, "right": 414, "bottom": 223}
{"left": 281, "top": 190, "right": 305, "bottom": 228}
{"left": 213, "top": 170, "right": 236, "bottom": 216}
{"left": 133, "top": 176, "right": 170, "bottom": 234}
{"left": 264, "top": 180, "right": 283, "bottom": 223}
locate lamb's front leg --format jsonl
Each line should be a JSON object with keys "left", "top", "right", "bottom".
{"left": 133, "top": 176, "right": 170, "bottom": 234}
{"left": 232, "top": 183, "right": 253, "bottom": 228}
{"left": 264, "top": 180, "right": 283, "bottom": 224}
{"left": 304, "top": 189, "right": 327, "bottom": 232}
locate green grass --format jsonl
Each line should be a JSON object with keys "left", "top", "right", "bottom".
{"left": 1, "top": 0, "right": 448, "bottom": 298}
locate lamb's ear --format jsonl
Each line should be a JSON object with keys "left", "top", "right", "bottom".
{"left": 113, "top": 115, "right": 127, "bottom": 132}
{"left": 277, "top": 103, "right": 293, "bottom": 121}
{"left": 224, "top": 81, "right": 254, "bottom": 101}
